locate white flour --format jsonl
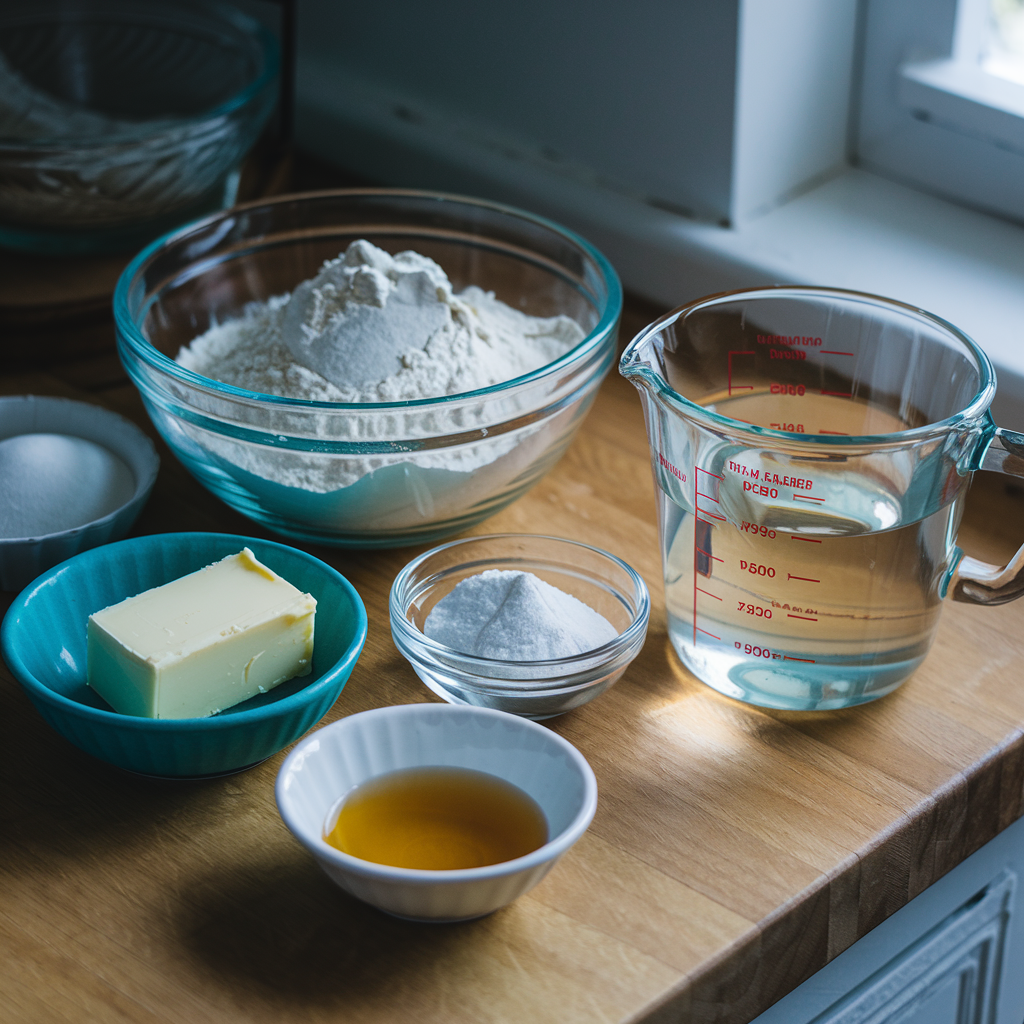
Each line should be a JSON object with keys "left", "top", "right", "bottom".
{"left": 177, "top": 239, "right": 583, "bottom": 405}
{"left": 172, "top": 241, "right": 587, "bottom": 516}
{"left": 424, "top": 569, "right": 618, "bottom": 660}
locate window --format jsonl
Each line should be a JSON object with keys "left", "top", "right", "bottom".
{"left": 858, "top": 0, "right": 1024, "bottom": 223}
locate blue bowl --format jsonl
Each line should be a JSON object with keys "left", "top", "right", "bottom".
{"left": 0, "top": 533, "right": 367, "bottom": 778}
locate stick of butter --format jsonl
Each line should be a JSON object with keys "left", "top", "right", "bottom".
{"left": 87, "top": 548, "right": 316, "bottom": 719}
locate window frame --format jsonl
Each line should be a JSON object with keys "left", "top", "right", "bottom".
{"left": 857, "top": 0, "right": 1024, "bottom": 223}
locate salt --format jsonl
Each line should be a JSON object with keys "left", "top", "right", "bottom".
{"left": 0, "top": 433, "right": 135, "bottom": 539}
{"left": 423, "top": 569, "right": 618, "bottom": 661}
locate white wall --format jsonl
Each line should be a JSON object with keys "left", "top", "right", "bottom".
{"left": 298, "top": 0, "right": 741, "bottom": 223}
{"left": 297, "top": 0, "right": 857, "bottom": 227}
{"left": 732, "top": 0, "right": 858, "bottom": 222}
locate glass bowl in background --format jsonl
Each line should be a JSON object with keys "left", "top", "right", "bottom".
{"left": 0, "top": 0, "right": 278, "bottom": 254}
{"left": 390, "top": 535, "right": 650, "bottom": 719}
{"left": 115, "top": 190, "right": 622, "bottom": 548}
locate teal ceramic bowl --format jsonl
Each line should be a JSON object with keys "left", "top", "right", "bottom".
{"left": 0, "top": 533, "right": 367, "bottom": 778}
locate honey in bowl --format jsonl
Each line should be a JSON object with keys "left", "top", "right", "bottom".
{"left": 324, "top": 766, "right": 548, "bottom": 870}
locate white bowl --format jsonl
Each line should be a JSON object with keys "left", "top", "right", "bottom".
{"left": 0, "top": 395, "right": 159, "bottom": 591}
{"left": 275, "top": 704, "right": 598, "bottom": 922}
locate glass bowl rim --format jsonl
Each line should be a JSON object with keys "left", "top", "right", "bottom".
{"left": 619, "top": 285, "right": 998, "bottom": 448}
{"left": 389, "top": 532, "right": 651, "bottom": 672}
{"left": 0, "top": 0, "right": 280, "bottom": 149}
{"left": 113, "top": 188, "right": 624, "bottom": 413}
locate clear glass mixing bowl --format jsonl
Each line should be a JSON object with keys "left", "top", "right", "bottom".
{"left": 115, "top": 190, "right": 622, "bottom": 548}
{"left": 0, "top": 0, "right": 278, "bottom": 254}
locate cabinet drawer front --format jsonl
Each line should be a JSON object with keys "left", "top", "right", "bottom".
{"left": 811, "top": 872, "right": 1014, "bottom": 1024}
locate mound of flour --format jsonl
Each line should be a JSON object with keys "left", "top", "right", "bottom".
{"left": 172, "top": 240, "right": 587, "bottom": 505}
{"left": 176, "top": 239, "right": 584, "bottom": 404}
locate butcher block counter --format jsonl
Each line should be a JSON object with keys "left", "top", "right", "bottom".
{"left": 3, "top": 292, "right": 1024, "bottom": 1024}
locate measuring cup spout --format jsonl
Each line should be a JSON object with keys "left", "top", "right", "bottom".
{"left": 619, "top": 338, "right": 655, "bottom": 384}
{"left": 619, "top": 331, "right": 669, "bottom": 409}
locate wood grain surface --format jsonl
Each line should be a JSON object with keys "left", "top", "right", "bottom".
{"left": 3, "top": 298, "right": 1024, "bottom": 1024}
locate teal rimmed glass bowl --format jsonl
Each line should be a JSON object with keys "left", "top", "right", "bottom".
{"left": 0, "top": 532, "right": 367, "bottom": 778}
{"left": 114, "top": 190, "right": 622, "bottom": 548}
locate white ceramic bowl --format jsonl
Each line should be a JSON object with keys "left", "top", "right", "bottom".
{"left": 275, "top": 704, "right": 598, "bottom": 922}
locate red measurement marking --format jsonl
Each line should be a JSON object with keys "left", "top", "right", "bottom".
{"left": 791, "top": 536, "right": 822, "bottom": 543}
{"left": 819, "top": 350, "right": 854, "bottom": 356}
{"left": 784, "top": 656, "right": 816, "bottom": 663}
{"left": 696, "top": 467, "right": 724, "bottom": 479}
{"left": 727, "top": 351, "right": 755, "bottom": 396}
{"left": 696, "top": 587, "right": 722, "bottom": 600}
{"left": 787, "top": 613, "right": 818, "bottom": 621}
{"left": 693, "top": 463, "right": 699, "bottom": 644}
{"left": 821, "top": 390, "right": 852, "bottom": 398}
{"left": 788, "top": 574, "right": 821, "bottom": 583}
{"left": 696, "top": 491, "right": 719, "bottom": 501}
{"left": 698, "top": 509, "right": 727, "bottom": 521}
{"left": 696, "top": 546, "right": 724, "bottom": 562}
{"left": 696, "top": 627, "right": 721, "bottom": 640}
{"left": 819, "top": 429, "right": 849, "bottom": 435}
{"left": 793, "top": 495, "right": 825, "bottom": 503}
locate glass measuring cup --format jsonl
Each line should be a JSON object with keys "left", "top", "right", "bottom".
{"left": 620, "top": 287, "right": 1024, "bottom": 710}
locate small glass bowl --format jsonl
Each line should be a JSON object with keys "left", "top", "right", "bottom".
{"left": 389, "top": 534, "right": 650, "bottom": 719}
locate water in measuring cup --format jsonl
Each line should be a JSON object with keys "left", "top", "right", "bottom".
{"left": 661, "top": 392, "right": 961, "bottom": 710}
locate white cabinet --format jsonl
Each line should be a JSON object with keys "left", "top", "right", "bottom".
{"left": 750, "top": 816, "right": 1024, "bottom": 1024}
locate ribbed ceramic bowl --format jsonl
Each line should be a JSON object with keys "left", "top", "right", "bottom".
{"left": 390, "top": 535, "right": 650, "bottom": 719}
{"left": 275, "top": 704, "right": 598, "bottom": 922}
{"left": 0, "top": 532, "right": 367, "bottom": 778}
{"left": 0, "top": 395, "right": 159, "bottom": 591}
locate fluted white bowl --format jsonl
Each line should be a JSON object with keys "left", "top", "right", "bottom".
{"left": 275, "top": 703, "right": 598, "bottom": 922}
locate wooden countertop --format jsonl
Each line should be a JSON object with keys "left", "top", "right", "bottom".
{"left": 4, "top": 298, "right": 1024, "bottom": 1024}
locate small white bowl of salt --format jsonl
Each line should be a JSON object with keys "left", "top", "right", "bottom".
{"left": 0, "top": 396, "right": 159, "bottom": 591}
{"left": 389, "top": 534, "right": 650, "bottom": 718}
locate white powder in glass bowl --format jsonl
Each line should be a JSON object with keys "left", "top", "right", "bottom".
{"left": 173, "top": 239, "right": 586, "bottom": 505}
{"left": 424, "top": 569, "right": 617, "bottom": 661}
{"left": 177, "top": 239, "right": 582, "bottom": 405}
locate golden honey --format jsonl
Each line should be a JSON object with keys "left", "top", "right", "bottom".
{"left": 324, "top": 766, "right": 548, "bottom": 870}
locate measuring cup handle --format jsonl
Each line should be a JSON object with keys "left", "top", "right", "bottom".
{"left": 950, "top": 427, "right": 1024, "bottom": 605}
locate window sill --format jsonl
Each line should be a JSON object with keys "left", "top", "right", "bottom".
{"left": 899, "top": 57, "right": 1024, "bottom": 153}
{"left": 513, "top": 164, "right": 1024, "bottom": 431}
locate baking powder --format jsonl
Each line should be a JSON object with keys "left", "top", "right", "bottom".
{"left": 424, "top": 569, "right": 617, "bottom": 660}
